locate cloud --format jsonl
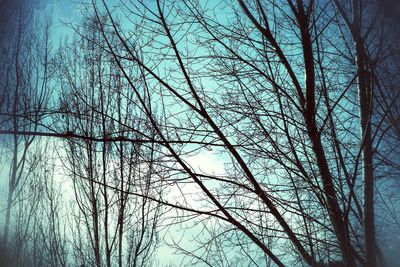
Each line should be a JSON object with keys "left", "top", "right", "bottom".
{"left": 185, "top": 149, "right": 226, "bottom": 176}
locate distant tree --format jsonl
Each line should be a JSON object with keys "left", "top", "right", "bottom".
{"left": 15, "top": 143, "right": 69, "bottom": 267}
{"left": 0, "top": 0, "right": 53, "bottom": 257}
{"left": 57, "top": 12, "right": 163, "bottom": 267}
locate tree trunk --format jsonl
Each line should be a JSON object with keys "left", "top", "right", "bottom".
{"left": 355, "top": 31, "right": 376, "bottom": 267}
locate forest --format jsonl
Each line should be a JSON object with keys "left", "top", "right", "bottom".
{"left": 0, "top": 0, "right": 399, "bottom": 266}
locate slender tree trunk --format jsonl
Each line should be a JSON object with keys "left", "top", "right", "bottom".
{"left": 3, "top": 16, "right": 22, "bottom": 243}
{"left": 351, "top": 1, "right": 376, "bottom": 265}
{"left": 355, "top": 28, "right": 376, "bottom": 267}
{"left": 3, "top": 93, "right": 19, "bottom": 244}
{"left": 118, "top": 141, "right": 124, "bottom": 267}
{"left": 3, "top": 166, "right": 15, "bottom": 244}
{"left": 88, "top": 144, "right": 101, "bottom": 267}
{"left": 99, "top": 60, "right": 111, "bottom": 267}
{"left": 307, "top": 125, "right": 356, "bottom": 267}
{"left": 3, "top": 140, "right": 19, "bottom": 246}
{"left": 3, "top": 178, "right": 15, "bottom": 244}
{"left": 332, "top": 0, "right": 377, "bottom": 264}
{"left": 296, "top": 1, "right": 356, "bottom": 264}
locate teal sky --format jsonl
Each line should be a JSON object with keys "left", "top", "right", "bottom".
{"left": 8, "top": 3, "right": 236, "bottom": 265}
{"left": 2, "top": 0, "right": 400, "bottom": 266}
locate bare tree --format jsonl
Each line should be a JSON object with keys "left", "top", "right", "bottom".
{"left": 84, "top": 0, "right": 400, "bottom": 265}
{"left": 0, "top": 0, "right": 53, "bottom": 258}
{"left": 57, "top": 11, "right": 163, "bottom": 267}
{"left": 1, "top": 0, "right": 399, "bottom": 266}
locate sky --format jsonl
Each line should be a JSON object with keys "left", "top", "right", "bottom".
{"left": 1, "top": 1, "right": 233, "bottom": 262}
{"left": 0, "top": 1, "right": 231, "bottom": 265}
{"left": 2, "top": 0, "right": 400, "bottom": 266}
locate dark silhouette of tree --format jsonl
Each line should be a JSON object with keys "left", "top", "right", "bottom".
{"left": 0, "top": 0, "right": 53, "bottom": 259}
{"left": 0, "top": 0, "right": 399, "bottom": 266}
{"left": 56, "top": 12, "right": 163, "bottom": 267}
{"left": 85, "top": 0, "right": 400, "bottom": 265}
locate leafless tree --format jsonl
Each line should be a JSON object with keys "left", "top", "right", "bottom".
{"left": 57, "top": 11, "right": 164, "bottom": 267}
{"left": 0, "top": 0, "right": 53, "bottom": 261}
{"left": 1, "top": 0, "right": 399, "bottom": 266}
{"left": 82, "top": 0, "right": 400, "bottom": 265}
